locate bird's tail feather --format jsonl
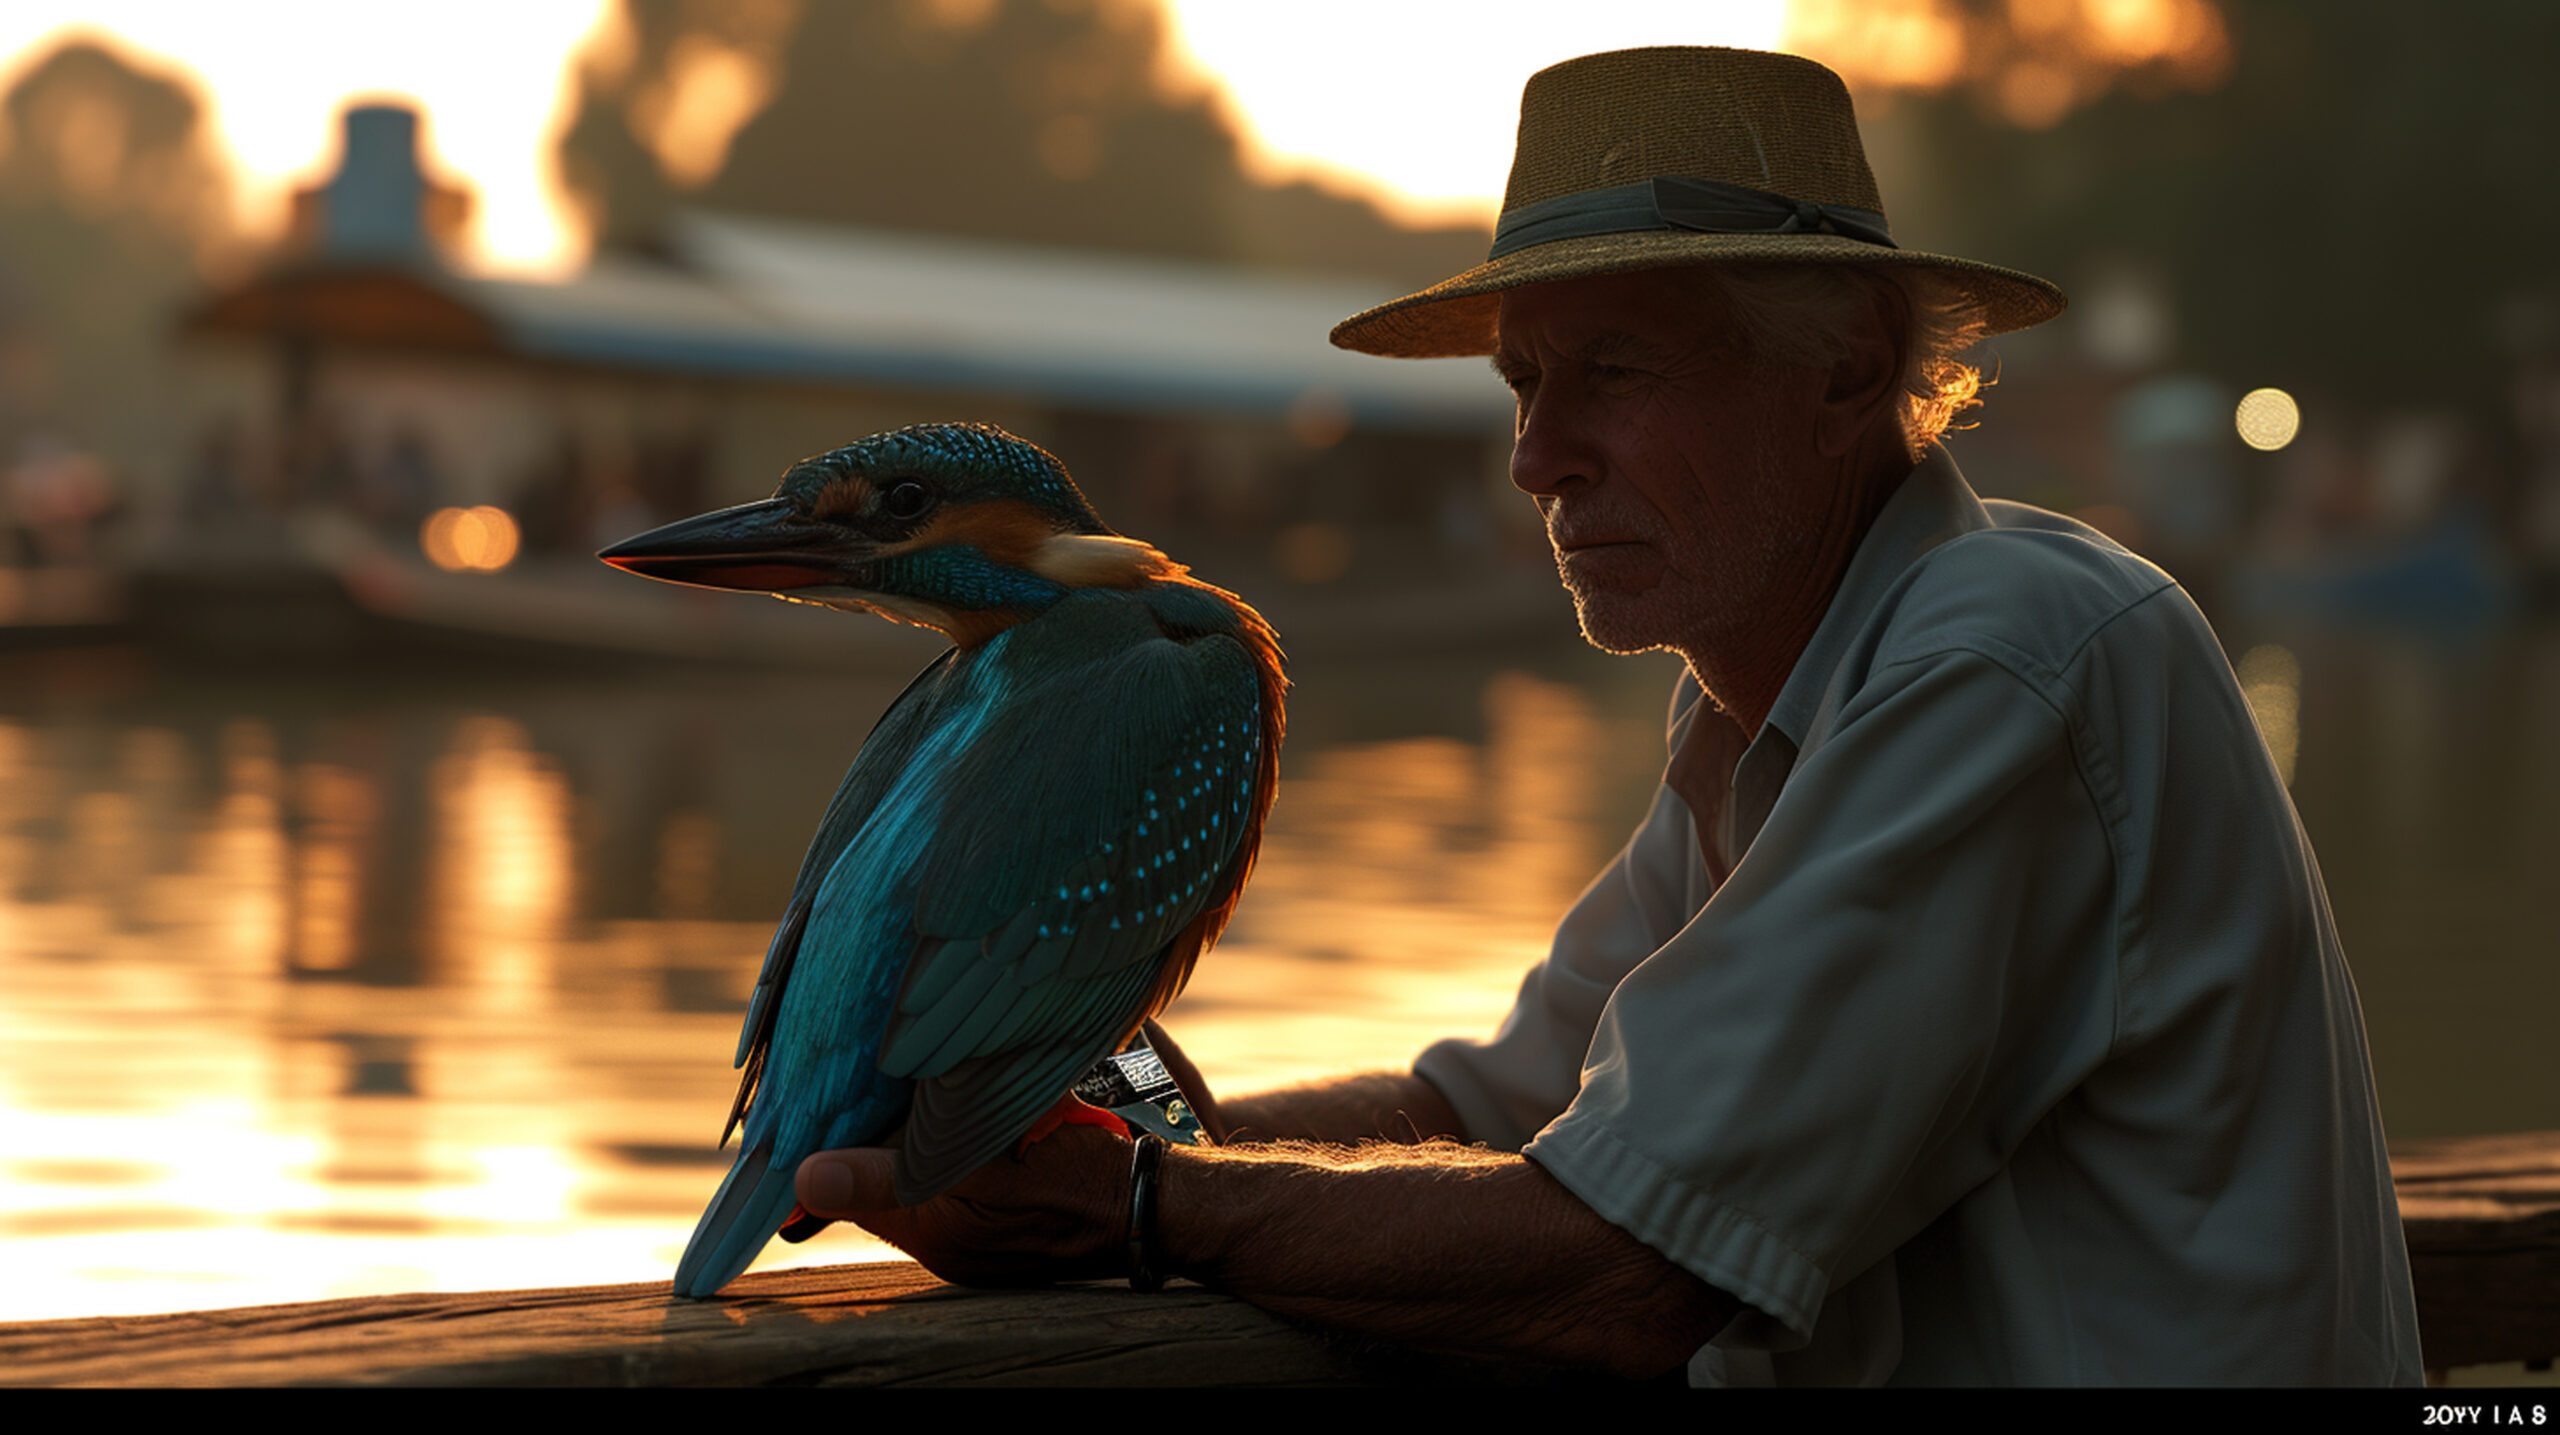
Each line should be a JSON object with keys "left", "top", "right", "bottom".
{"left": 672, "top": 1137, "right": 801, "bottom": 1299}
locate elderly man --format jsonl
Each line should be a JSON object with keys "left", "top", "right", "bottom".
{"left": 796, "top": 47, "right": 2424, "bottom": 1385}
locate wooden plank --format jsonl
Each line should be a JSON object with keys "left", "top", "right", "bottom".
{"left": 1, "top": 1130, "right": 2551, "bottom": 1385}
{"left": 0, "top": 1262, "right": 1581, "bottom": 1388}
{"left": 2394, "top": 1131, "right": 2560, "bottom": 1374}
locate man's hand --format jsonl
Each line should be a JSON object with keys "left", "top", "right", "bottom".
{"left": 794, "top": 1020, "right": 1209, "bottom": 1286}
{"left": 796, "top": 1124, "right": 1131, "bottom": 1288}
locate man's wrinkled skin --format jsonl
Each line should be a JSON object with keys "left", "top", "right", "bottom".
{"left": 788, "top": 267, "right": 1923, "bottom": 1380}
{"left": 1498, "top": 270, "right": 1915, "bottom": 738}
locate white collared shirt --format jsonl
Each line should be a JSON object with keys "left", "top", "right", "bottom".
{"left": 1417, "top": 448, "right": 2424, "bottom": 1385}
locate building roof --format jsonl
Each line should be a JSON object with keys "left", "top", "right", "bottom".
{"left": 193, "top": 212, "right": 1511, "bottom": 434}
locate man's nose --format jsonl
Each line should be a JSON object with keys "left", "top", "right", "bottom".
{"left": 1509, "top": 383, "right": 1592, "bottom": 499}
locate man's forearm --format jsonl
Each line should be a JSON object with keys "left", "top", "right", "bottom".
{"left": 1216, "top": 1070, "right": 1466, "bottom": 1146}
{"left": 1155, "top": 1138, "right": 1734, "bottom": 1379}
{"left": 811, "top": 1108, "right": 1732, "bottom": 1376}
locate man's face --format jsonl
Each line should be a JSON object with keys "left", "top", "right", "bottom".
{"left": 1495, "top": 269, "right": 1838, "bottom": 662}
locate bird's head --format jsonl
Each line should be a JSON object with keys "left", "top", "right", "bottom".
{"left": 599, "top": 423, "right": 1175, "bottom": 645}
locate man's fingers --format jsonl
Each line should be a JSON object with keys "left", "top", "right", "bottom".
{"left": 796, "top": 1148, "right": 901, "bottom": 1216}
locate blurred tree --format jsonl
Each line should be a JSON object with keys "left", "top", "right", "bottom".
{"left": 556, "top": 0, "right": 799, "bottom": 256}
{"left": 558, "top": 0, "right": 1483, "bottom": 285}
{"left": 0, "top": 38, "right": 235, "bottom": 485}
{"left": 1877, "top": 0, "right": 2560, "bottom": 423}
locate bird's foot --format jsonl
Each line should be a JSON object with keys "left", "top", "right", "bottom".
{"left": 777, "top": 1204, "right": 832, "bottom": 1243}
{"left": 1016, "top": 1093, "right": 1130, "bottom": 1155}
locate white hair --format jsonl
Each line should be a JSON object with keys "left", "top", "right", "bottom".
{"left": 1693, "top": 264, "right": 1993, "bottom": 460}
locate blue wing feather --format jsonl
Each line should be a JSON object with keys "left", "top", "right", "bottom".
{"left": 882, "top": 597, "right": 1263, "bottom": 1200}
{"left": 670, "top": 1137, "right": 797, "bottom": 1299}
{"left": 724, "top": 649, "right": 959, "bottom": 1122}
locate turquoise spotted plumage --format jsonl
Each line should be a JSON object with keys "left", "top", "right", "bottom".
{"left": 599, "top": 423, "right": 1286, "bottom": 1299}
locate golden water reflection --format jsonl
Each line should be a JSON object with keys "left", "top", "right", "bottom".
{"left": 1173, "top": 671, "right": 1637, "bottom": 1091}
{"left": 0, "top": 644, "right": 1675, "bottom": 1321}
{"left": 3, "top": 624, "right": 2555, "bottom": 1324}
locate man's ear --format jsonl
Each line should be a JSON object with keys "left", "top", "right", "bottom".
{"left": 1815, "top": 280, "right": 1911, "bottom": 459}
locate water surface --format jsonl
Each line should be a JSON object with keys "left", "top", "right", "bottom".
{"left": 1, "top": 618, "right": 2549, "bottom": 1322}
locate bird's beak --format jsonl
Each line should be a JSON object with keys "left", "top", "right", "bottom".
{"left": 598, "top": 499, "right": 877, "bottom": 593}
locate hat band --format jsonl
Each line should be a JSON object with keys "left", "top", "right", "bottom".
{"left": 1488, "top": 176, "right": 1897, "bottom": 261}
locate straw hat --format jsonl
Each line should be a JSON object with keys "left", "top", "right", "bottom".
{"left": 1330, "top": 46, "right": 2066, "bottom": 358}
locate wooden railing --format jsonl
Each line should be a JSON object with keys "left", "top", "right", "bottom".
{"left": 4, "top": 1131, "right": 2552, "bottom": 1386}
{"left": 2392, "top": 1131, "right": 2560, "bottom": 1380}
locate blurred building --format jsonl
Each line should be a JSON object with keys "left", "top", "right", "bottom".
{"left": 173, "top": 104, "right": 1515, "bottom": 590}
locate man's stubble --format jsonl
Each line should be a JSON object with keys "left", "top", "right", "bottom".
{"left": 1548, "top": 422, "right": 1805, "bottom": 676}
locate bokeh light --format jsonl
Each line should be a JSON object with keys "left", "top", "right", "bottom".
{"left": 2235, "top": 387, "right": 2302, "bottom": 451}
{"left": 1273, "top": 521, "right": 1351, "bottom": 584}
{"left": 420, "top": 506, "right": 522, "bottom": 572}
{"left": 1285, "top": 386, "right": 1352, "bottom": 450}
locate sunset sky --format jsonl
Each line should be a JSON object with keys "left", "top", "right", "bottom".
{"left": 0, "top": 0, "right": 2222, "bottom": 273}
{"left": 0, "top": 1, "right": 1793, "bottom": 275}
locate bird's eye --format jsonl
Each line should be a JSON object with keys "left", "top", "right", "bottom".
{"left": 881, "top": 481, "right": 931, "bottom": 521}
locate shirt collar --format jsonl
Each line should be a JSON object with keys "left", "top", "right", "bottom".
{"left": 1759, "top": 444, "right": 1994, "bottom": 749}
{"left": 1667, "top": 445, "right": 1994, "bottom": 875}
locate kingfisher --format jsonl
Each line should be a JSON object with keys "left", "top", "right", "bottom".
{"left": 599, "top": 422, "right": 1285, "bottom": 1300}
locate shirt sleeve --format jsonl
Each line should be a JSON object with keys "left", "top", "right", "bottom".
{"left": 1414, "top": 675, "right": 1713, "bottom": 1152}
{"left": 1522, "top": 646, "right": 2119, "bottom": 1346}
